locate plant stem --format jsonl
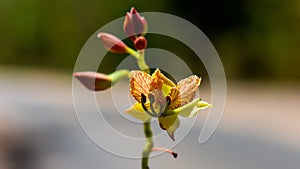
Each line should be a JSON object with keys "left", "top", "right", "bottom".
{"left": 126, "top": 48, "right": 150, "bottom": 74}
{"left": 126, "top": 47, "right": 140, "bottom": 59}
{"left": 135, "top": 49, "right": 152, "bottom": 169}
{"left": 142, "top": 122, "right": 153, "bottom": 169}
{"left": 137, "top": 50, "right": 150, "bottom": 73}
{"left": 108, "top": 69, "right": 129, "bottom": 85}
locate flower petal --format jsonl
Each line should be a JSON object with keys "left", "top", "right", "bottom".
{"left": 173, "top": 98, "right": 212, "bottom": 118}
{"left": 162, "top": 84, "right": 173, "bottom": 96}
{"left": 197, "top": 100, "right": 212, "bottom": 110}
{"left": 158, "top": 114, "right": 180, "bottom": 141}
{"left": 125, "top": 102, "right": 152, "bottom": 122}
{"left": 175, "top": 98, "right": 200, "bottom": 117}
{"left": 169, "top": 75, "right": 201, "bottom": 109}
{"left": 129, "top": 71, "right": 152, "bottom": 102}
{"left": 151, "top": 69, "right": 175, "bottom": 88}
{"left": 150, "top": 69, "right": 164, "bottom": 90}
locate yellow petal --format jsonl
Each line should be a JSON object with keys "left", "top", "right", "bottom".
{"left": 173, "top": 98, "right": 212, "bottom": 118}
{"left": 162, "top": 84, "right": 172, "bottom": 96}
{"left": 151, "top": 69, "right": 176, "bottom": 87}
{"left": 129, "top": 71, "right": 152, "bottom": 102}
{"left": 176, "top": 98, "right": 200, "bottom": 117}
{"left": 197, "top": 100, "right": 212, "bottom": 109}
{"left": 125, "top": 102, "right": 152, "bottom": 122}
{"left": 158, "top": 114, "right": 180, "bottom": 141}
{"left": 150, "top": 69, "right": 164, "bottom": 90}
{"left": 169, "top": 75, "right": 201, "bottom": 109}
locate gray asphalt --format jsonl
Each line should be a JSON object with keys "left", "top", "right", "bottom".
{"left": 1, "top": 67, "right": 300, "bottom": 169}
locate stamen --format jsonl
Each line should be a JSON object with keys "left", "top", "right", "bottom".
{"left": 150, "top": 100, "right": 158, "bottom": 117}
{"left": 166, "top": 96, "right": 171, "bottom": 106}
{"left": 141, "top": 93, "right": 155, "bottom": 117}
{"left": 148, "top": 93, "right": 159, "bottom": 116}
{"left": 141, "top": 93, "right": 147, "bottom": 104}
{"left": 152, "top": 147, "right": 178, "bottom": 158}
{"left": 158, "top": 95, "right": 172, "bottom": 116}
{"left": 159, "top": 104, "right": 165, "bottom": 116}
{"left": 148, "top": 93, "right": 155, "bottom": 103}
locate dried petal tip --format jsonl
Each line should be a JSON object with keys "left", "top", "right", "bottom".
{"left": 172, "top": 152, "right": 178, "bottom": 158}
{"left": 97, "top": 33, "right": 128, "bottom": 53}
{"left": 152, "top": 147, "right": 178, "bottom": 158}
{"left": 134, "top": 37, "right": 147, "bottom": 50}
{"left": 73, "top": 72, "right": 112, "bottom": 91}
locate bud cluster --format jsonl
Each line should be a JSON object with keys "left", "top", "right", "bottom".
{"left": 74, "top": 7, "right": 148, "bottom": 91}
{"left": 123, "top": 7, "right": 148, "bottom": 41}
{"left": 98, "top": 7, "right": 148, "bottom": 53}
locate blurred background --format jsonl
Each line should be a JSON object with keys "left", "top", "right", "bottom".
{"left": 0, "top": 0, "right": 300, "bottom": 169}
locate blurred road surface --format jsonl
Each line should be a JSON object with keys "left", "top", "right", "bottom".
{"left": 0, "top": 67, "right": 300, "bottom": 169}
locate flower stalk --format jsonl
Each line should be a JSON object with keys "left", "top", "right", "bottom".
{"left": 142, "top": 122, "right": 153, "bottom": 169}
{"left": 137, "top": 50, "right": 150, "bottom": 74}
{"left": 136, "top": 49, "right": 151, "bottom": 169}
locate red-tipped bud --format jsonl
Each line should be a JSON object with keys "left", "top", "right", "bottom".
{"left": 134, "top": 37, "right": 147, "bottom": 50}
{"left": 97, "top": 33, "right": 128, "bottom": 53}
{"left": 130, "top": 7, "right": 138, "bottom": 14}
{"left": 74, "top": 70, "right": 129, "bottom": 91}
{"left": 123, "top": 7, "right": 148, "bottom": 40}
{"left": 73, "top": 72, "right": 112, "bottom": 91}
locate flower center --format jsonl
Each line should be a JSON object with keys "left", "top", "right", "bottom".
{"left": 140, "top": 91, "right": 171, "bottom": 117}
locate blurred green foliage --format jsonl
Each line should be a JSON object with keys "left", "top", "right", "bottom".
{"left": 0, "top": 0, "right": 299, "bottom": 80}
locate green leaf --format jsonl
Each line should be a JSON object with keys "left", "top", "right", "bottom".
{"left": 126, "top": 102, "right": 152, "bottom": 122}
{"left": 158, "top": 114, "right": 180, "bottom": 141}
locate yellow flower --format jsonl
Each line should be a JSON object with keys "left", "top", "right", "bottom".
{"left": 126, "top": 69, "right": 211, "bottom": 141}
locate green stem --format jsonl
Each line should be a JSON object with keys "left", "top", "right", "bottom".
{"left": 137, "top": 50, "right": 150, "bottom": 74}
{"left": 108, "top": 69, "right": 129, "bottom": 85}
{"left": 127, "top": 45, "right": 153, "bottom": 168}
{"left": 126, "top": 47, "right": 140, "bottom": 59}
{"left": 142, "top": 122, "right": 153, "bottom": 169}
{"left": 132, "top": 49, "right": 152, "bottom": 169}
{"left": 126, "top": 48, "right": 150, "bottom": 74}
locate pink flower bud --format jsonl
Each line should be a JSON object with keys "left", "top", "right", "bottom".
{"left": 74, "top": 70, "right": 129, "bottom": 91}
{"left": 123, "top": 13, "right": 135, "bottom": 41}
{"left": 73, "top": 72, "right": 112, "bottom": 91}
{"left": 123, "top": 7, "right": 148, "bottom": 40}
{"left": 97, "top": 33, "right": 128, "bottom": 53}
{"left": 134, "top": 37, "right": 147, "bottom": 50}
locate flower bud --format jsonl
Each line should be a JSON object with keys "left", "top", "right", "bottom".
{"left": 134, "top": 37, "right": 147, "bottom": 50}
{"left": 123, "top": 13, "right": 135, "bottom": 41}
{"left": 123, "top": 7, "right": 148, "bottom": 40}
{"left": 73, "top": 72, "right": 111, "bottom": 91}
{"left": 74, "top": 70, "right": 129, "bottom": 91}
{"left": 97, "top": 33, "right": 128, "bottom": 53}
